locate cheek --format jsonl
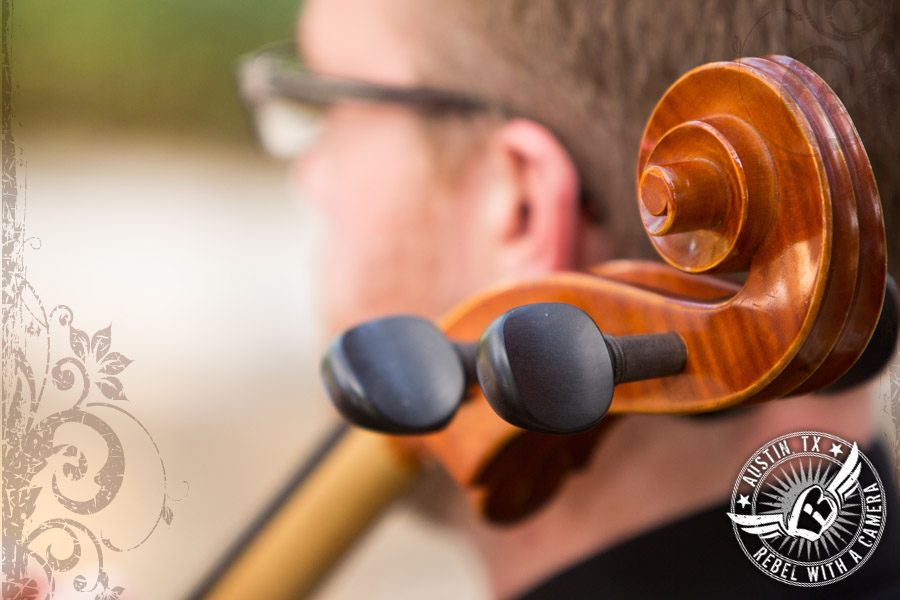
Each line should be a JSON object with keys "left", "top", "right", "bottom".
{"left": 293, "top": 115, "right": 460, "bottom": 333}
{"left": 325, "top": 200, "right": 455, "bottom": 335}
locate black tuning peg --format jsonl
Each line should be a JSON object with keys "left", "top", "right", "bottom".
{"left": 476, "top": 302, "right": 687, "bottom": 434}
{"left": 321, "top": 316, "right": 476, "bottom": 434}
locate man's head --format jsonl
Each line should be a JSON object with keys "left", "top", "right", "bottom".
{"left": 294, "top": 0, "right": 621, "bottom": 336}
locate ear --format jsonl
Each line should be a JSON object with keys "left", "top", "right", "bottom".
{"left": 479, "top": 119, "right": 581, "bottom": 277}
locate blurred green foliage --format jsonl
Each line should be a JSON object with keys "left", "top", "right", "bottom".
{"left": 11, "top": 0, "right": 302, "bottom": 141}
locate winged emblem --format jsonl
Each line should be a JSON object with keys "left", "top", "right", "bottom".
{"left": 728, "top": 443, "right": 861, "bottom": 542}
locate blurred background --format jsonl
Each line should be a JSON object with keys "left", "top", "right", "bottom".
{"left": 8, "top": 0, "right": 487, "bottom": 598}
{"left": 7, "top": 2, "right": 900, "bottom": 599}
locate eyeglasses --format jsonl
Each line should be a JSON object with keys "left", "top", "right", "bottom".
{"left": 235, "top": 42, "right": 502, "bottom": 159}
{"left": 235, "top": 42, "right": 600, "bottom": 221}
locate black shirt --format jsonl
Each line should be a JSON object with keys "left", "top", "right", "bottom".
{"left": 519, "top": 442, "right": 900, "bottom": 599}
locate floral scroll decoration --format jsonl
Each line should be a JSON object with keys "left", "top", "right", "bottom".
{"left": 2, "top": 0, "right": 181, "bottom": 596}
{"left": 881, "top": 354, "right": 900, "bottom": 487}
{"left": 3, "top": 271, "right": 183, "bottom": 600}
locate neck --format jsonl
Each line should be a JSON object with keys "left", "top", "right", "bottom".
{"left": 462, "top": 386, "right": 876, "bottom": 599}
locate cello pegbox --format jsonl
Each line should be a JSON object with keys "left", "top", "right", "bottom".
{"left": 404, "top": 55, "right": 886, "bottom": 522}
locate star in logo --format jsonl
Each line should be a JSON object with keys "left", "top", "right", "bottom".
{"left": 737, "top": 494, "right": 751, "bottom": 509}
{"left": 829, "top": 443, "right": 844, "bottom": 457}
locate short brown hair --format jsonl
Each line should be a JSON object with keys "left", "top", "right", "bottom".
{"left": 406, "top": 0, "right": 900, "bottom": 278}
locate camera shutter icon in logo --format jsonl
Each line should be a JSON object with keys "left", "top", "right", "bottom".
{"left": 789, "top": 484, "right": 838, "bottom": 541}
